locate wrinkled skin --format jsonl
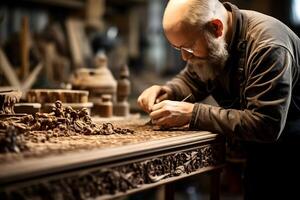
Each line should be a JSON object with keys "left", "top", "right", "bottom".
{"left": 149, "top": 100, "right": 194, "bottom": 128}
{"left": 137, "top": 85, "right": 174, "bottom": 113}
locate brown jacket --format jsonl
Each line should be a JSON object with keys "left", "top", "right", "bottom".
{"left": 165, "top": 3, "right": 300, "bottom": 143}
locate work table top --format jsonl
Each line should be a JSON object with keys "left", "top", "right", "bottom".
{"left": 0, "top": 117, "right": 223, "bottom": 185}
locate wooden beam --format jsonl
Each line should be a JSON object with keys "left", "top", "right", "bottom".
{"left": 22, "top": 62, "right": 43, "bottom": 91}
{"left": 0, "top": 48, "right": 20, "bottom": 87}
{"left": 66, "top": 18, "right": 85, "bottom": 68}
{"left": 20, "top": 16, "right": 30, "bottom": 80}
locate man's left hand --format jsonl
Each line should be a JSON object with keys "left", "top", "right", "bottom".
{"left": 149, "top": 100, "right": 194, "bottom": 128}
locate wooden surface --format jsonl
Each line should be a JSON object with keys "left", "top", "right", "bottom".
{"left": 0, "top": 118, "right": 225, "bottom": 200}
{"left": 0, "top": 118, "right": 197, "bottom": 163}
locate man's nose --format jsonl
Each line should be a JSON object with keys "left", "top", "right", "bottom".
{"left": 181, "top": 49, "right": 193, "bottom": 61}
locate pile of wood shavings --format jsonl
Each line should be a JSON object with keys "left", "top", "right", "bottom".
{"left": 0, "top": 101, "right": 134, "bottom": 154}
{"left": 0, "top": 119, "right": 192, "bottom": 163}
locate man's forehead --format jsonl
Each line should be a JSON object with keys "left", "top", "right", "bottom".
{"left": 165, "top": 22, "right": 199, "bottom": 38}
{"left": 162, "top": 0, "right": 193, "bottom": 30}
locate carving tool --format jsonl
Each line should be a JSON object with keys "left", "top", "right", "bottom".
{"left": 145, "top": 93, "right": 192, "bottom": 125}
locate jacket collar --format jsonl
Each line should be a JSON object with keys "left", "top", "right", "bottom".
{"left": 223, "top": 2, "right": 246, "bottom": 53}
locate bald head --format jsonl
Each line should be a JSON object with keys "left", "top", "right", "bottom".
{"left": 163, "top": 0, "right": 223, "bottom": 32}
{"left": 162, "top": 0, "right": 192, "bottom": 32}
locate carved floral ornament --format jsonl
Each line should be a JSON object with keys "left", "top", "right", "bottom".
{"left": 1, "top": 143, "right": 224, "bottom": 200}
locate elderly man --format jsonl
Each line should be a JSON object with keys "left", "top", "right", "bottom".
{"left": 138, "top": 0, "right": 300, "bottom": 199}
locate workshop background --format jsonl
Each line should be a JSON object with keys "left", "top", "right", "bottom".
{"left": 0, "top": 0, "right": 299, "bottom": 199}
{"left": 0, "top": 0, "right": 299, "bottom": 105}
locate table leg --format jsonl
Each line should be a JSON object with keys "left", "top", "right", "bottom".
{"left": 155, "top": 185, "right": 165, "bottom": 200}
{"left": 165, "top": 183, "right": 175, "bottom": 200}
{"left": 210, "top": 169, "right": 222, "bottom": 200}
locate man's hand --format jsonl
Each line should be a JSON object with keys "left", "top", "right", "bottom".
{"left": 137, "top": 85, "right": 173, "bottom": 113}
{"left": 149, "top": 100, "right": 194, "bottom": 128}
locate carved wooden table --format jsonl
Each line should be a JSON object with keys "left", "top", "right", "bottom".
{"left": 0, "top": 119, "right": 225, "bottom": 200}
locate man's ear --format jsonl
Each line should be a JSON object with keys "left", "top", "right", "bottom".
{"left": 210, "top": 19, "right": 223, "bottom": 38}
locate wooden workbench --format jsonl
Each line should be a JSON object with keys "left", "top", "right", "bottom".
{"left": 0, "top": 118, "right": 225, "bottom": 200}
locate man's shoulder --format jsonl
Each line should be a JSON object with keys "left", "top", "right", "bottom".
{"left": 241, "top": 10, "right": 300, "bottom": 54}
{"left": 242, "top": 9, "right": 290, "bottom": 42}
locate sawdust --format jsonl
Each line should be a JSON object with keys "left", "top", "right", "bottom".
{"left": 0, "top": 119, "right": 191, "bottom": 163}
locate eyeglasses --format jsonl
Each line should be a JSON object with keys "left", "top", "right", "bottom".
{"left": 172, "top": 45, "right": 194, "bottom": 54}
{"left": 171, "top": 41, "right": 197, "bottom": 54}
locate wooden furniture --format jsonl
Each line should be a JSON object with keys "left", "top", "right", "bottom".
{"left": 0, "top": 119, "right": 225, "bottom": 200}
{"left": 26, "top": 89, "right": 93, "bottom": 113}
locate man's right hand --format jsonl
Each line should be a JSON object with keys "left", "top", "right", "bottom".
{"left": 137, "top": 85, "right": 173, "bottom": 113}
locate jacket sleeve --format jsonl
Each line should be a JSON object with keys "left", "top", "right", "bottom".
{"left": 165, "top": 63, "right": 210, "bottom": 102}
{"left": 189, "top": 46, "right": 293, "bottom": 143}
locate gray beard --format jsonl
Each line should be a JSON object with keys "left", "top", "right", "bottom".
{"left": 188, "top": 32, "right": 229, "bottom": 82}
{"left": 188, "top": 59, "right": 220, "bottom": 82}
